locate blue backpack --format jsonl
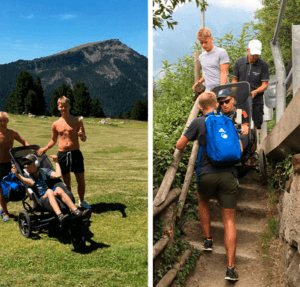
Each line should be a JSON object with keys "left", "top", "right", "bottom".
{"left": 0, "top": 172, "right": 26, "bottom": 202}
{"left": 196, "top": 110, "right": 241, "bottom": 182}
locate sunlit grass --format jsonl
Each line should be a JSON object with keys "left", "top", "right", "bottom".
{"left": 0, "top": 114, "right": 148, "bottom": 287}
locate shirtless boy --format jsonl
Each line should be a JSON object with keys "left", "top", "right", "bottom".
{"left": 0, "top": 112, "right": 30, "bottom": 221}
{"left": 37, "top": 96, "right": 91, "bottom": 209}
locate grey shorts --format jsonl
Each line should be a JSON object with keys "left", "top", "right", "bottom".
{"left": 197, "top": 172, "right": 239, "bottom": 209}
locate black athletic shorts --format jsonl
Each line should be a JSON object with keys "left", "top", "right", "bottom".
{"left": 57, "top": 149, "right": 85, "bottom": 175}
{"left": 0, "top": 162, "right": 12, "bottom": 181}
{"left": 197, "top": 172, "right": 239, "bottom": 209}
{"left": 252, "top": 103, "right": 264, "bottom": 129}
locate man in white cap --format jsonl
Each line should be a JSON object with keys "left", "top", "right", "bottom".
{"left": 231, "top": 39, "right": 269, "bottom": 131}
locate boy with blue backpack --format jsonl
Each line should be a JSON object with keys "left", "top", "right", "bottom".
{"left": 176, "top": 91, "right": 239, "bottom": 281}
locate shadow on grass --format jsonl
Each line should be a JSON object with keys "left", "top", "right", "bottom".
{"left": 91, "top": 203, "right": 127, "bottom": 218}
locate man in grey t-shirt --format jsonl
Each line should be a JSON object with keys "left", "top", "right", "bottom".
{"left": 193, "top": 28, "right": 230, "bottom": 92}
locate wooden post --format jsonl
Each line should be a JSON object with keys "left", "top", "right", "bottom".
{"left": 177, "top": 140, "right": 200, "bottom": 218}
{"left": 194, "top": 51, "right": 200, "bottom": 83}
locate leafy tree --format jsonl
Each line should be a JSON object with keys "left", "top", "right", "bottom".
{"left": 153, "top": 0, "right": 208, "bottom": 30}
{"left": 118, "top": 111, "right": 124, "bottom": 119}
{"left": 131, "top": 100, "right": 148, "bottom": 121}
{"left": 9, "top": 71, "right": 35, "bottom": 114}
{"left": 5, "top": 90, "right": 16, "bottom": 113}
{"left": 89, "top": 98, "right": 105, "bottom": 118}
{"left": 24, "top": 90, "right": 38, "bottom": 114}
{"left": 34, "top": 76, "right": 46, "bottom": 115}
{"left": 124, "top": 110, "right": 131, "bottom": 119}
{"left": 50, "top": 84, "right": 74, "bottom": 116}
{"left": 253, "top": 0, "right": 300, "bottom": 74}
{"left": 73, "top": 82, "right": 91, "bottom": 117}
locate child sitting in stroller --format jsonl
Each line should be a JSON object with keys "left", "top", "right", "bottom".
{"left": 11, "top": 154, "right": 91, "bottom": 226}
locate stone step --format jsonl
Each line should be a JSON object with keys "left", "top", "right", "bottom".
{"left": 209, "top": 199, "right": 268, "bottom": 225}
{"left": 182, "top": 221, "right": 265, "bottom": 246}
{"left": 237, "top": 183, "right": 269, "bottom": 202}
{"left": 182, "top": 244, "right": 268, "bottom": 287}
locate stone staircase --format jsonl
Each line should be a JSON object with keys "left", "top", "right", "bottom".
{"left": 181, "top": 171, "right": 272, "bottom": 286}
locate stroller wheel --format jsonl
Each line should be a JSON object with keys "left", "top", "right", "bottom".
{"left": 70, "top": 226, "right": 86, "bottom": 251}
{"left": 19, "top": 210, "right": 32, "bottom": 238}
{"left": 259, "top": 149, "right": 267, "bottom": 184}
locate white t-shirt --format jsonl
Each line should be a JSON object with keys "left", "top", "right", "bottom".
{"left": 199, "top": 46, "right": 230, "bottom": 91}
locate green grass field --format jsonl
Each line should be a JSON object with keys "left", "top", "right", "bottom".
{"left": 0, "top": 115, "right": 148, "bottom": 287}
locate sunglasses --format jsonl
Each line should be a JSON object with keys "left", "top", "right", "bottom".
{"left": 219, "top": 98, "right": 231, "bottom": 106}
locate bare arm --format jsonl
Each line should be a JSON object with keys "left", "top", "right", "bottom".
{"left": 231, "top": 77, "right": 239, "bottom": 83}
{"left": 251, "top": 81, "right": 269, "bottom": 98}
{"left": 78, "top": 121, "right": 87, "bottom": 142}
{"left": 220, "top": 63, "right": 229, "bottom": 85}
{"left": 176, "top": 135, "right": 190, "bottom": 150}
{"left": 49, "top": 155, "right": 62, "bottom": 178}
{"left": 14, "top": 131, "right": 30, "bottom": 146}
{"left": 37, "top": 123, "right": 58, "bottom": 155}
{"left": 193, "top": 76, "right": 205, "bottom": 92}
{"left": 11, "top": 165, "right": 34, "bottom": 187}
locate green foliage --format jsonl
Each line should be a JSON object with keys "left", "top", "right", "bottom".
{"left": 131, "top": 99, "right": 148, "bottom": 121}
{"left": 153, "top": 0, "right": 208, "bottom": 30}
{"left": 118, "top": 111, "right": 124, "bottom": 119}
{"left": 182, "top": 190, "right": 198, "bottom": 222}
{"left": 268, "top": 152, "right": 293, "bottom": 191}
{"left": 73, "top": 82, "right": 91, "bottom": 117}
{"left": 268, "top": 217, "right": 279, "bottom": 237}
{"left": 24, "top": 89, "right": 38, "bottom": 114}
{"left": 34, "top": 76, "right": 46, "bottom": 115}
{"left": 253, "top": 0, "right": 300, "bottom": 74}
{"left": 90, "top": 98, "right": 105, "bottom": 118}
{"left": 153, "top": 54, "right": 195, "bottom": 187}
{"left": 124, "top": 110, "right": 131, "bottom": 119}
{"left": 176, "top": 249, "right": 202, "bottom": 286}
{"left": 153, "top": 219, "right": 165, "bottom": 244}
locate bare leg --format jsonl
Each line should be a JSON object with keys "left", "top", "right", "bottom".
{"left": 62, "top": 173, "right": 72, "bottom": 193}
{"left": 0, "top": 187, "right": 9, "bottom": 218}
{"left": 222, "top": 208, "right": 237, "bottom": 267}
{"left": 43, "top": 189, "right": 62, "bottom": 215}
{"left": 53, "top": 187, "right": 77, "bottom": 212}
{"left": 198, "top": 195, "right": 211, "bottom": 238}
{"left": 74, "top": 172, "right": 85, "bottom": 202}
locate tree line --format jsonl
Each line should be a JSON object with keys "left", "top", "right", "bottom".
{"left": 5, "top": 71, "right": 148, "bottom": 121}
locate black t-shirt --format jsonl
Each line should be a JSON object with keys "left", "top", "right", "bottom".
{"left": 233, "top": 56, "right": 270, "bottom": 105}
{"left": 184, "top": 117, "right": 237, "bottom": 177}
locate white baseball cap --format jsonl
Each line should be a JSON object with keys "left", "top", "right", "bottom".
{"left": 248, "top": 39, "right": 262, "bottom": 55}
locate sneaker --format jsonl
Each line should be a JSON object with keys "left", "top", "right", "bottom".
{"left": 225, "top": 266, "right": 239, "bottom": 281}
{"left": 58, "top": 214, "right": 70, "bottom": 227}
{"left": 3, "top": 215, "right": 10, "bottom": 222}
{"left": 77, "top": 209, "right": 92, "bottom": 219}
{"left": 78, "top": 200, "right": 91, "bottom": 209}
{"left": 203, "top": 237, "right": 213, "bottom": 251}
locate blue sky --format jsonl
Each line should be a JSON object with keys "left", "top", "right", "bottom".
{"left": 1, "top": 0, "right": 148, "bottom": 64}
{"left": 153, "top": 0, "right": 264, "bottom": 78}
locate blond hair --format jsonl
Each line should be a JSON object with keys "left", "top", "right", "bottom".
{"left": 0, "top": 112, "right": 9, "bottom": 121}
{"left": 198, "top": 91, "right": 217, "bottom": 110}
{"left": 196, "top": 27, "right": 212, "bottom": 41}
{"left": 57, "top": 96, "right": 70, "bottom": 106}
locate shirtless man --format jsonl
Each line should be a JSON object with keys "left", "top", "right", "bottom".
{"left": 37, "top": 96, "right": 91, "bottom": 209}
{"left": 0, "top": 112, "right": 29, "bottom": 221}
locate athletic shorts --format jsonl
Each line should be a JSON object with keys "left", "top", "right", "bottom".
{"left": 252, "top": 103, "right": 264, "bottom": 129}
{"left": 197, "top": 172, "right": 239, "bottom": 209}
{"left": 0, "top": 162, "right": 12, "bottom": 182}
{"left": 57, "top": 149, "right": 85, "bottom": 176}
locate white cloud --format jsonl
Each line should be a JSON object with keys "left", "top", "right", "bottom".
{"left": 22, "top": 14, "right": 34, "bottom": 19}
{"left": 208, "top": 0, "right": 263, "bottom": 11}
{"left": 58, "top": 14, "right": 77, "bottom": 20}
